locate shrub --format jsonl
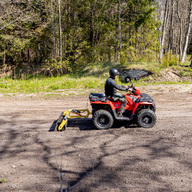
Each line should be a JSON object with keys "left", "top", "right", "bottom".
{"left": 161, "top": 51, "right": 179, "bottom": 68}
{"left": 180, "top": 71, "right": 185, "bottom": 76}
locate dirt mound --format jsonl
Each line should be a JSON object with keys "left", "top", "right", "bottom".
{"left": 146, "top": 68, "right": 192, "bottom": 82}
{"left": 160, "top": 68, "right": 181, "bottom": 81}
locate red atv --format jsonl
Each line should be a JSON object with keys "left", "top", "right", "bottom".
{"left": 89, "top": 84, "right": 156, "bottom": 129}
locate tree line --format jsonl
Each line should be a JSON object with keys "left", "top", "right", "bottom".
{"left": 0, "top": 0, "right": 191, "bottom": 75}
{"left": 158, "top": 0, "right": 192, "bottom": 63}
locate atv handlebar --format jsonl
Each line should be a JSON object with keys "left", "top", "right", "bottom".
{"left": 126, "top": 83, "right": 140, "bottom": 95}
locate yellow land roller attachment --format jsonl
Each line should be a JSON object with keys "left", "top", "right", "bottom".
{"left": 55, "top": 109, "right": 91, "bottom": 131}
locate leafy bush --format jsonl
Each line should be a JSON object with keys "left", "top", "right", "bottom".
{"left": 45, "top": 59, "right": 71, "bottom": 76}
{"left": 180, "top": 71, "right": 185, "bottom": 76}
{"left": 161, "top": 51, "right": 179, "bottom": 67}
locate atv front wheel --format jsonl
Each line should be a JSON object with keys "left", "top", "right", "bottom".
{"left": 93, "top": 110, "right": 113, "bottom": 129}
{"left": 137, "top": 109, "right": 156, "bottom": 128}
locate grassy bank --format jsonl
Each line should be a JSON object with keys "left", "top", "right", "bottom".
{"left": 0, "top": 75, "right": 191, "bottom": 96}
{"left": 0, "top": 61, "right": 191, "bottom": 96}
{"left": 0, "top": 75, "right": 107, "bottom": 94}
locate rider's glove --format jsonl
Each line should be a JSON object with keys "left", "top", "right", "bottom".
{"left": 126, "top": 86, "right": 131, "bottom": 91}
{"left": 127, "top": 87, "right": 133, "bottom": 92}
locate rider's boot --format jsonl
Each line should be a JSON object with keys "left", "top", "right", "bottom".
{"left": 117, "top": 100, "right": 127, "bottom": 117}
{"left": 117, "top": 107, "right": 125, "bottom": 117}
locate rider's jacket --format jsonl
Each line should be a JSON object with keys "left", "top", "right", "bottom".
{"left": 105, "top": 77, "right": 127, "bottom": 97}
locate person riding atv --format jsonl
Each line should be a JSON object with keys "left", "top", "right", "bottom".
{"left": 105, "top": 68, "right": 130, "bottom": 117}
{"left": 56, "top": 68, "right": 156, "bottom": 131}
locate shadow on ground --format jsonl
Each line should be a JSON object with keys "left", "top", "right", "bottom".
{"left": 49, "top": 118, "right": 139, "bottom": 132}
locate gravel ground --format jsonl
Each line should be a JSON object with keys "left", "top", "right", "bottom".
{"left": 0, "top": 84, "right": 192, "bottom": 192}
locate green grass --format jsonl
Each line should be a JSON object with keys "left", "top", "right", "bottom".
{"left": 0, "top": 61, "right": 191, "bottom": 96}
{"left": 0, "top": 74, "right": 191, "bottom": 96}
{"left": 0, "top": 75, "right": 107, "bottom": 94}
{"left": 0, "top": 178, "right": 6, "bottom": 184}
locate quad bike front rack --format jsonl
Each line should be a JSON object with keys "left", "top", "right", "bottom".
{"left": 55, "top": 109, "right": 91, "bottom": 131}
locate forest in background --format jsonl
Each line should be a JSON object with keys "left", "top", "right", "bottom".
{"left": 0, "top": 0, "right": 192, "bottom": 77}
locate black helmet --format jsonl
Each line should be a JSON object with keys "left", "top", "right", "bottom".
{"left": 109, "top": 68, "right": 119, "bottom": 79}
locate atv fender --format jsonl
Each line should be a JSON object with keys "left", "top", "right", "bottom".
{"left": 132, "top": 102, "right": 155, "bottom": 115}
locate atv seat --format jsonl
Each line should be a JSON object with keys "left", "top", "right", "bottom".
{"left": 107, "top": 97, "right": 114, "bottom": 102}
{"left": 89, "top": 93, "right": 107, "bottom": 102}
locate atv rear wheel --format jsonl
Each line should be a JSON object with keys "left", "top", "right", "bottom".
{"left": 137, "top": 109, "right": 156, "bottom": 128}
{"left": 93, "top": 109, "right": 113, "bottom": 129}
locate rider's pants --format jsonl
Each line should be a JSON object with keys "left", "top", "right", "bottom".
{"left": 112, "top": 93, "right": 127, "bottom": 115}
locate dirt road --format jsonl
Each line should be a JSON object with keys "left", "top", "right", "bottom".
{"left": 0, "top": 85, "right": 192, "bottom": 192}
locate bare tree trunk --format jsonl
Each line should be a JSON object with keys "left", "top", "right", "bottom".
{"left": 58, "top": 0, "right": 62, "bottom": 63}
{"left": 168, "top": 0, "right": 174, "bottom": 52}
{"left": 118, "top": 0, "right": 122, "bottom": 51}
{"left": 51, "top": 1, "right": 56, "bottom": 60}
{"left": 158, "top": 0, "right": 164, "bottom": 60}
{"left": 159, "top": 0, "right": 169, "bottom": 59}
{"left": 91, "top": 9, "right": 95, "bottom": 46}
{"left": 4, "top": 50, "right": 6, "bottom": 65}
{"left": 181, "top": 0, "right": 192, "bottom": 63}
{"left": 177, "top": 0, "right": 183, "bottom": 62}
{"left": 91, "top": 2, "right": 96, "bottom": 46}
{"left": 95, "top": 0, "right": 106, "bottom": 45}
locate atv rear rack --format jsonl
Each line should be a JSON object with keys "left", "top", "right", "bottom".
{"left": 55, "top": 109, "right": 91, "bottom": 131}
